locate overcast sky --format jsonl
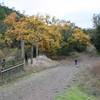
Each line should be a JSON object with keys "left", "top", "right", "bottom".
{"left": 1, "top": 0, "right": 100, "bottom": 28}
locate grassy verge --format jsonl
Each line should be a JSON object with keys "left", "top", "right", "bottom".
{"left": 55, "top": 87, "right": 96, "bottom": 100}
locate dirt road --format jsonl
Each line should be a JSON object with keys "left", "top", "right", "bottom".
{"left": 1, "top": 55, "right": 99, "bottom": 100}
{"left": 0, "top": 62, "right": 80, "bottom": 100}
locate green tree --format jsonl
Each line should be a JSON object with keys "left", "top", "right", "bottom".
{"left": 92, "top": 13, "right": 100, "bottom": 51}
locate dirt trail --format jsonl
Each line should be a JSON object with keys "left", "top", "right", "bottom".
{"left": 0, "top": 55, "right": 100, "bottom": 100}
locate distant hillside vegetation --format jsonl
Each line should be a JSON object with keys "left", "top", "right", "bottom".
{"left": 0, "top": 5, "right": 23, "bottom": 34}
{"left": 0, "top": 5, "right": 23, "bottom": 20}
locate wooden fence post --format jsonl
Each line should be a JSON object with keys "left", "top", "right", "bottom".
{"left": 21, "top": 40, "right": 25, "bottom": 62}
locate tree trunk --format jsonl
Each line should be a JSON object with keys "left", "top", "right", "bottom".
{"left": 31, "top": 45, "right": 34, "bottom": 64}
{"left": 36, "top": 43, "right": 38, "bottom": 57}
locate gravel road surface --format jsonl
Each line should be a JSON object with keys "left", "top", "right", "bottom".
{"left": 0, "top": 62, "right": 85, "bottom": 100}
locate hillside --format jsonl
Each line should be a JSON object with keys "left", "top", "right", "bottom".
{"left": 0, "top": 5, "right": 23, "bottom": 20}
{"left": 0, "top": 5, "right": 23, "bottom": 34}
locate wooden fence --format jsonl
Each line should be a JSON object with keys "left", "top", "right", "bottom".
{"left": 0, "top": 59, "right": 24, "bottom": 83}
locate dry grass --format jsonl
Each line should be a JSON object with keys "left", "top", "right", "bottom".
{"left": 77, "top": 62, "right": 100, "bottom": 100}
{"left": 90, "top": 61, "right": 100, "bottom": 77}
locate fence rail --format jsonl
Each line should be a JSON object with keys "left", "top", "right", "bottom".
{"left": 1, "top": 63, "right": 24, "bottom": 73}
{"left": 0, "top": 62, "right": 24, "bottom": 83}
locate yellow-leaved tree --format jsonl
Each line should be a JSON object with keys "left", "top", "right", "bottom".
{"left": 68, "top": 28, "right": 90, "bottom": 52}
{"left": 4, "top": 13, "right": 62, "bottom": 61}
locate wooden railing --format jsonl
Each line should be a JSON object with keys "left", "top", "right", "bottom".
{"left": 0, "top": 62, "right": 24, "bottom": 83}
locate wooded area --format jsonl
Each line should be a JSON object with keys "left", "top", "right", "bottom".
{"left": 0, "top": 4, "right": 100, "bottom": 79}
